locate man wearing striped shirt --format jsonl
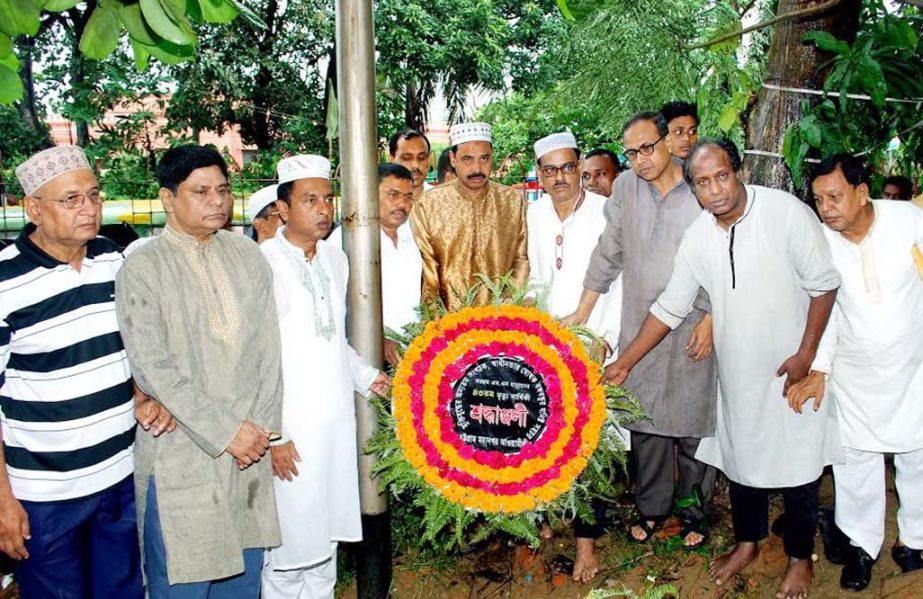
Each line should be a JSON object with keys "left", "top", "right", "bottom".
{"left": 0, "top": 146, "right": 144, "bottom": 596}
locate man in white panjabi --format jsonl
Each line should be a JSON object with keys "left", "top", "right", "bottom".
{"left": 605, "top": 139, "right": 842, "bottom": 599}
{"left": 789, "top": 154, "right": 923, "bottom": 591}
{"left": 259, "top": 155, "right": 390, "bottom": 599}
{"left": 527, "top": 132, "right": 623, "bottom": 582}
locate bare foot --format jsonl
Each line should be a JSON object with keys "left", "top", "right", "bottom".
{"left": 776, "top": 557, "right": 813, "bottom": 599}
{"left": 573, "top": 537, "right": 599, "bottom": 583}
{"left": 709, "top": 542, "right": 759, "bottom": 586}
{"left": 540, "top": 523, "right": 554, "bottom": 540}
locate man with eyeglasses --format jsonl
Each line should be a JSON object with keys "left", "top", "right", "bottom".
{"left": 249, "top": 184, "right": 286, "bottom": 244}
{"left": 564, "top": 112, "right": 718, "bottom": 553}
{"left": 581, "top": 148, "right": 622, "bottom": 198}
{"left": 329, "top": 163, "right": 422, "bottom": 367}
{"left": 411, "top": 122, "right": 528, "bottom": 310}
{"left": 0, "top": 146, "right": 145, "bottom": 596}
{"left": 605, "top": 139, "right": 841, "bottom": 599}
{"left": 660, "top": 101, "right": 699, "bottom": 161}
{"left": 525, "top": 132, "right": 622, "bottom": 582}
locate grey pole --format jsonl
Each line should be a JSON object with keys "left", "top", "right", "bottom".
{"left": 336, "top": 0, "right": 392, "bottom": 596}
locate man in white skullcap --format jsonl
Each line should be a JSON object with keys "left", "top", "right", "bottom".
{"left": 260, "top": 155, "right": 390, "bottom": 599}
{"left": 410, "top": 122, "right": 529, "bottom": 310}
{"left": 564, "top": 112, "right": 719, "bottom": 553}
{"left": 525, "top": 132, "right": 623, "bottom": 581}
{"left": 0, "top": 146, "right": 154, "bottom": 596}
{"left": 116, "top": 145, "right": 282, "bottom": 596}
{"left": 248, "top": 184, "right": 285, "bottom": 244}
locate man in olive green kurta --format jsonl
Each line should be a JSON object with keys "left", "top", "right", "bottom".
{"left": 116, "top": 146, "right": 282, "bottom": 592}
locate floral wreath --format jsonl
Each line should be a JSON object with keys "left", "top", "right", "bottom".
{"left": 369, "top": 277, "right": 644, "bottom": 550}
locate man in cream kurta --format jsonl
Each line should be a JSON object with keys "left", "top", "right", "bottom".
{"left": 606, "top": 140, "right": 842, "bottom": 599}
{"left": 116, "top": 146, "right": 282, "bottom": 595}
{"left": 260, "top": 155, "right": 388, "bottom": 599}
{"left": 411, "top": 122, "right": 528, "bottom": 311}
{"left": 789, "top": 154, "right": 923, "bottom": 590}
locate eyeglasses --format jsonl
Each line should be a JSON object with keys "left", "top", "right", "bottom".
{"left": 261, "top": 210, "right": 282, "bottom": 220}
{"left": 383, "top": 189, "right": 414, "bottom": 202}
{"left": 540, "top": 162, "right": 579, "bottom": 178}
{"left": 33, "top": 190, "right": 103, "bottom": 210}
{"left": 624, "top": 135, "right": 666, "bottom": 161}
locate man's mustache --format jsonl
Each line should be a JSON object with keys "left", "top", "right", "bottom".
{"left": 467, "top": 172, "right": 485, "bottom": 180}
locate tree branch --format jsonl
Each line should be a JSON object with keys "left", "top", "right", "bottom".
{"left": 687, "top": 0, "right": 843, "bottom": 51}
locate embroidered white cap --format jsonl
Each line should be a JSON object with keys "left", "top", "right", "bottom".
{"left": 449, "top": 122, "right": 492, "bottom": 146}
{"left": 247, "top": 184, "right": 279, "bottom": 219}
{"left": 16, "top": 145, "right": 93, "bottom": 196}
{"left": 276, "top": 155, "right": 331, "bottom": 185}
{"left": 534, "top": 132, "right": 578, "bottom": 161}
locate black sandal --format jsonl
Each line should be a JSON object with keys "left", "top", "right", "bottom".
{"left": 678, "top": 514, "right": 709, "bottom": 550}
{"left": 892, "top": 544, "right": 923, "bottom": 573}
{"left": 627, "top": 515, "right": 665, "bottom": 544}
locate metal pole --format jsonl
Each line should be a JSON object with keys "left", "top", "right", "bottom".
{"left": 336, "top": 1, "right": 392, "bottom": 597}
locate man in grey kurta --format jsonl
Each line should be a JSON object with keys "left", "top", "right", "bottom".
{"left": 566, "top": 112, "right": 717, "bottom": 547}
{"left": 605, "top": 139, "right": 841, "bottom": 599}
{"left": 116, "top": 146, "right": 282, "bottom": 595}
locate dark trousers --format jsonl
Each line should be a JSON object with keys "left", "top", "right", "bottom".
{"left": 573, "top": 499, "right": 608, "bottom": 539}
{"left": 16, "top": 475, "right": 144, "bottom": 599}
{"left": 729, "top": 477, "right": 820, "bottom": 559}
{"left": 632, "top": 431, "right": 716, "bottom": 520}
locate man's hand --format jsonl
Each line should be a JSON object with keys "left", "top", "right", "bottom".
{"left": 226, "top": 421, "right": 270, "bottom": 469}
{"left": 135, "top": 394, "right": 176, "bottom": 437}
{"left": 602, "top": 361, "right": 630, "bottom": 386}
{"left": 787, "top": 371, "right": 826, "bottom": 414}
{"left": 560, "top": 311, "right": 588, "bottom": 327}
{"left": 383, "top": 339, "right": 402, "bottom": 368}
{"left": 270, "top": 441, "right": 301, "bottom": 481}
{"left": 777, "top": 351, "right": 813, "bottom": 396}
{"left": 369, "top": 372, "right": 391, "bottom": 397}
{"left": 0, "top": 491, "right": 29, "bottom": 560}
{"left": 686, "top": 313, "right": 713, "bottom": 361}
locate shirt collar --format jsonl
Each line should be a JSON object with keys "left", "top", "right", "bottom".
{"left": 710, "top": 185, "right": 756, "bottom": 230}
{"left": 15, "top": 223, "right": 113, "bottom": 269}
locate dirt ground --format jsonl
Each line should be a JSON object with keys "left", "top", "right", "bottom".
{"left": 341, "top": 469, "right": 923, "bottom": 598}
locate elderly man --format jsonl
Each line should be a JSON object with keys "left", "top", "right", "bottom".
{"left": 389, "top": 129, "right": 432, "bottom": 200}
{"left": 788, "top": 155, "right": 923, "bottom": 591}
{"left": 260, "top": 155, "right": 389, "bottom": 598}
{"left": 116, "top": 145, "right": 283, "bottom": 596}
{"left": 249, "top": 184, "right": 285, "bottom": 243}
{"left": 527, "top": 132, "right": 622, "bottom": 581}
{"left": 606, "top": 139, "right": 842, "bottom": 599}
{"left": 659, "top": 101, "right": 699, "bottom": 161}
{"left": 565, "top": 112, "right": 717, "bottom": 552}
{"left": 581, "top": 148, "right": 622, "bottom": 198}
{"left": 0, "top": 146, "right": 143, "bottom": 596}
{"left": 411, "top": 122, "right": 528, "bottom": 310}
{"left": 330, "top": 163, "right": 422, "bottom": 367}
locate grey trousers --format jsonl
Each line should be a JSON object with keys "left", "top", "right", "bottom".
{"left": 631, "top": 431, "right": 716, "bottom": 520}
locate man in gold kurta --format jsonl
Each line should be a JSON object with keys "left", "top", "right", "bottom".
{"left": 410, "top": 122, "right": 528, "bottom": 310}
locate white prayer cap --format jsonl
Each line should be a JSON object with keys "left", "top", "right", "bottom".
{"left": 247, "top": 184, "right": 279, "bottom": 219}
{"left": 16, "top": 145, "right": 93, "bottom": 196}
{"left": 534, "top": 132, "right": 578, "bottom": 161}
{"left": 449, "top": 122, "right": 492, "bottom": 147}
{"left": 276, "top": 155, "right": 331, "bottom": 185}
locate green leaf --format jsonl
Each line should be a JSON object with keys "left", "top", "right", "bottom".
{"left": 138, "top": 38, "right": 195, "bottom": 64}
{"left": 717, "top": 103, "right": 738, "bottom": 132}
{"left": 800, "top": 115, "right": 822, "bottom": 147}
{"left": 804, "top": 31, "right": 849, "bottom": 56}
{"left": 0, "top": 0, "right": 41, "bottom": 37}
{"left": 885, "top": 18, "right": 917, "bottom": 49}
{"left": 708, "top": 18, "right": 742, "bottom": 53}
{"left": 555, "top": 0, "right": 573, "bottom": 20}
{"left": 0, "top": 32, "right": 10, "bottom": 57}
{"left": 130, "top": 38, "right": 150, "bottom": 70}
{"left": 856, "top": 56, "right": 887, "bottom": 107}
{"left": 226, "top": 0, "right": 265, "bottom": 29}
{"left": 197, "top": 0, "right": 237, "bottom": 24}
{"left": 43, "top": 0, "right": 77, "bottom": 11}
{"left": 79, "top": 3, "right": 122, "bottom": 60}
{"left": 0, "top": 62, "right": 22, "bottom": 103}
{"left": 120, "top": 2, "right": 159, "bottom": 46}
{"left": 139, "top": 0, "right": 196, "bottom": 46}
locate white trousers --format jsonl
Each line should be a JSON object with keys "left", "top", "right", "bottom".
{"left": 834, "top": 446, "right": 923, "bottom": 558}
{"left": 261, "top": 543, "right": 338, "bottom": 599}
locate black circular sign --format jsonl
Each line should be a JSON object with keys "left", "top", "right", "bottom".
{"left": 450, "top": 356, "right": 550, "bottom": 454}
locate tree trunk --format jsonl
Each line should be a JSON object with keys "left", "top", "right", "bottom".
{"left": 741, "top": 0, "right": 860, "bottom": 194}
{"left": 404, "top": 82, "right": 424, "bottom": 131}
{"left": 67, "top": 3, "right": 95, "bottom": 147}
{"left": 252, "top": 0, "right": 279, "bottom": 150}
{"left": 15, "top": 36, "right": 52, "bottom": 149}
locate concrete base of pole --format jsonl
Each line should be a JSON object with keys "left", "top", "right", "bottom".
{"left": 356, "top": 512, "right": 392, "bottom": 599}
